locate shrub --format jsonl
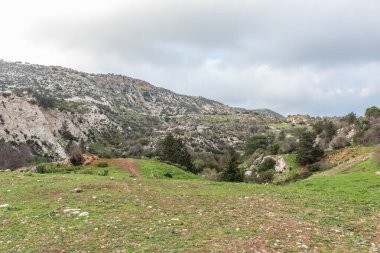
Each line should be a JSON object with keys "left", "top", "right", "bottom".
{"left": 257, "top": 157, "right": 276, "bottom": 172}
{"left": 163, "top": 172, "right": 173, "bottom": 178}
{"left": 251, "top": 169, "right": 275, "bottom": 184}
{"left": 331, "top": 136, "right": 350, "bottom": 150}
{"left": 98, "top": 169, "right": 109, "bottom": 176}
{"left": 308, "top": 163, "right": 321, "bottom": 172}
{"left": 69, "top": 146, "right": 84, "bottom": 166}
{"left": 201, "top": 168, "right": 219, "bottom": 181}
{"left": 96, "top": 162, "right": 108, "bottom": 168}
{"left": 0, "top": 142, "right": 34, "bottom": 170}
{"left": 356, "top": 127, "right": 380, "bottom": 146}
{"left": 342, "top": 112, "right": 357, "bottom": 124}
{"left": 244, "top": 134, "right": 269, "bottom": 156}
{"left": 36, "top": 164, "right": 46, "bottom": 174}
{"left": 365, "top": 106, "right": 380, "bottom": 119}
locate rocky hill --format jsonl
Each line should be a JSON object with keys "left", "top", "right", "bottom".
{"left": 0, "top": 60, "right": 283, "bottom": 167}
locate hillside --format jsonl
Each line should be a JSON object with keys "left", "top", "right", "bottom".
{"left": 0, "top": 60, "right": 283, "bottom": 167}
{"left": 0, "top": 159, "right": 379, "bottom": 252}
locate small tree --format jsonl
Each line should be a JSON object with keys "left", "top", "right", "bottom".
{"left": 365, "top": 106, "right": 380, "bottom": 119}
{"left": 69, "top": 144, "right": 84, "bottom": 166}
{"left": 158, "top": 134, "right": 195, "bottom": 173}
{"left": 220, "top": 148, "right": 243, "bottom": 182}
{"left": 244, "top": 134, "right": 268, "bottom": 156}
{"left": 296, "top": 130, "right": 324, "bottom": 166}
{"left": 342, "top": 112, "right": 357, "bottom": 124}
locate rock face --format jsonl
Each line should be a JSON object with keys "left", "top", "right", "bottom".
{"left": 0, "top": 60, "right": 283, "bottom": 168}
{"left": 0, "top": 95, "right": 66, "bottom": 158}
{"left": 274, "top": 156, "right": 288, "bottom": 173}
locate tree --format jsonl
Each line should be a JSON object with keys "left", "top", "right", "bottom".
{"left": 220, "top": 148, "right": 243, "bottom": 182}
{"left": 312, "top": 119, "right": 337, "bottom": 142}
{"left": 296, "top": 130, "right": 324, "bottom": 166}
{"left": 158, "top": 134, "right": 195, "bottom": 173}
{"left": 33, "top": 92, "right": 57, "bottom": 109}
{"left": 343, "top": 112, "right": 357, "bottom": 124}
{"left": 365, "top": 106, "right": 380, "bottom": 119}
{"left": 244, "top": 134, "right": 268, "bottom": 156}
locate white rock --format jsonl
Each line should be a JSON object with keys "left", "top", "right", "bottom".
{"left": 79, "top": 212, "right": 89, "bottom": 217}
{"left": 70, "top": 188, "right": 82, "bottom": 193}
{"left": 63, "top": 208, "right": 81, "bottom": 213}
{"left": 376, "top": 171, "right": 380, "bottom": 176}
{"left": 0, "top": 204, "right": 10, "bottom": 208}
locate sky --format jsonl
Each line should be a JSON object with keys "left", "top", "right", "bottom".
{"left": 1, "top": 0, "right": 380, "bottom": 116}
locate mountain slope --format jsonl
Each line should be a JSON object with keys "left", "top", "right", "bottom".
{"left": 0, "top": 60, "right": 283, "bottom": 166}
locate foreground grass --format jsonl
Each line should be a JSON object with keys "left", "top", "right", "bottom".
{"left": 0, "top": 163, "right": 379, "bottom": 252}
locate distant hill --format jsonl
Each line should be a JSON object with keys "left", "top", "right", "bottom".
{"left": 0, "top": 60, "right": 283, "bottom": 165}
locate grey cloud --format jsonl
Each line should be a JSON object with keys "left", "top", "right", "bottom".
{"left": 23, "top": 0, "right": 380, "bottom": 115}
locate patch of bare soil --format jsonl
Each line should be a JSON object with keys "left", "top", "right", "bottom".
{"left": 92, "top": 158, "right": 140, "bottom": 177}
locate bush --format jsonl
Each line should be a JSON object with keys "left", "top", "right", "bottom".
{"left": 163, "top": 172, "right": 173, "bottom": 178}
{"left": 0, "top": 142, "right": 34, "bottom": 170}
{"left": 244, "top": 134, "right": 269, "bottom": 156}
{"left": 356, "top": 127, "right": 380, "bottom": 146}
{"left": 365, "top": 106, "right": 380, "bottom": 119}
{"left": 201, "top": 168, "right": 219, "bottom": 181}
{"left": 330, "top": 136, "right": 350, "bottom": 150}
{"left": 252, "top": 169, "right": 275, "bottom": 184}
{"left": 36, "top": 164, "right": 46, "bottom": 174}
{"left": 69, "top": 146, "right": 84, "bottom": 166}
{"left": 96, "top": 162, "right": 108, "bottom": 168}
{"left": 308, "top": 163, "right": 321, "bottom": 172}
{"left": 258, "top": 157, "right": 276, "bottom": 172}
{"left": 98, "top": 169, "right": 109, "bottom": 176}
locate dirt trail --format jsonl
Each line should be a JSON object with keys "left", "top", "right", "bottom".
{"left": 92, "top": 158, "right": 140, "bottom": 177}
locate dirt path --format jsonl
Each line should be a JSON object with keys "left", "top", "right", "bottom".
{"left": 92, "top": 158, "right": 140, "bottom": 177}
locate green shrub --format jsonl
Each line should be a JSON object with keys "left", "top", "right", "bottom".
{"left": 163, "top": 172, "right": 173, "bottom": 178}
{"left": 96, "top": 162, "right": 108, "bottom": 168}
{"left": 252, "top": 169, "right": 275, "bottom": 184}
{"left": 258, "top": 157, "right": 276, "bottom": 172}
{"left": 308, "top": 163, "right": 321, "bottom": 172}
{"left": 79, "top": 168, "right": 94, "bottom": 175}
{"left": 98, "top": 169, "right": 109, "bottom": 176}
{"left": 36, "top": 164, "right": 46, "bottom": 174}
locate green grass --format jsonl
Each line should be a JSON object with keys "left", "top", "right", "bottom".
{"left": 137, "top": 159, "right": 200, "bottom": 180}
{"left": 345, "top": 158, "right": 379, "bottom": 173}
{"left": 0, "top": 160, "right": 379, "bottom": 252}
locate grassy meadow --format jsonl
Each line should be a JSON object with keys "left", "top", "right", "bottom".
{"left": 0, "top": 158, "right": 379, "bottom": 252}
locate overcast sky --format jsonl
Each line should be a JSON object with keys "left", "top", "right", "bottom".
{"left": 1, "top": 0, "right": 380, "bottom": 116}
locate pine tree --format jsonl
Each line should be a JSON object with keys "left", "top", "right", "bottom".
{"left": 220, "top": 148, "right": 243, "bottom": 182}
{"left": 296, "top": 130, "right": 324, "bottom": 165}
{"left": 159, "top": 134, "right": 195, "bottom": 173}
